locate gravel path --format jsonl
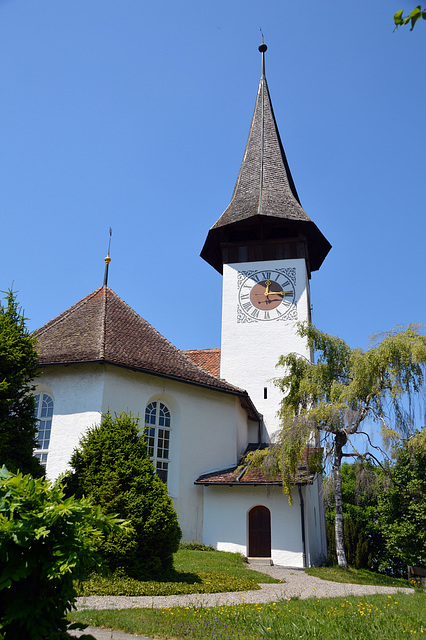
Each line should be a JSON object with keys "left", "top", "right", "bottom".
{"left": 75, "top": 565, "right": 414, "bottom": 612}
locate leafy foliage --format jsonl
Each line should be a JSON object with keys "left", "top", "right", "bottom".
{"left": 324, "top": 462, "right": 386, "bottom": 571}
{"left": 0, "top": 289, "right": 42, "bottom": 476}
{"left": 0, "top": 466, "right": 120, "bottom": 640}
{"left": 179, "top": 540, "right": 216, "bottom": 551}
{"left": 273, "top": 323, "right": 426, "bottom": 568}
{"left": 394, "top": 6, "right": 426, "bottom": 30}
{"left": 66, "top": 412, "right": 181, "bottom": 579}
{"left": 379, "top": 430, "right": 426, "bottom": 571}
{"left": 77, "top": 568, "right": 260, "bottom": 597}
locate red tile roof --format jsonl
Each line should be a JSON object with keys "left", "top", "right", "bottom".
{"left": 181, "top": 348, "right": 221, "bottom": 378}
{"left": 195, "top": 446, "right": 318, "bottom": 486}
{"left": 34, "top": 287, "right": 245, "bottom": 396}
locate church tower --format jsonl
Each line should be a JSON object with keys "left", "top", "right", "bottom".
{"left": 201, "top": 44, "right": 331, "bottom": 438}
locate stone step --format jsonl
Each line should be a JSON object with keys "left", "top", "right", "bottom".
{"left": 246, "top": 557, "right": 274, "bottom": 566}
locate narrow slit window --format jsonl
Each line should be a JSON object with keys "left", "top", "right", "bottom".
{"left": 264, "top": 387, "right": 268, "bottom": 399}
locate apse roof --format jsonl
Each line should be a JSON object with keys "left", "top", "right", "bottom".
{"left": 35, "top": 286, "right": 245, "bottom": 397}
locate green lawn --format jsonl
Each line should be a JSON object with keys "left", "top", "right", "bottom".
{"left": 76, "top": 549, "right": 278, "bottom": 597}
{"left": 71, "top": 552, "right": 424, "bottom": 638}
{"left": 70, "top": 592, "right": 426, "bottom": 639}
{"left": 305, "top": 565, "right": 413, "bottom": 588}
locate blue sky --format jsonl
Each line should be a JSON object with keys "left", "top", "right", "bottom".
{"left": 1, "top": 0, "right": 425, "bottom": 358}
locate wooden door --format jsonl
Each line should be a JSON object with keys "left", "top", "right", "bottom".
{"left": 248, "top": 506, "right": 271, "bottom": 557}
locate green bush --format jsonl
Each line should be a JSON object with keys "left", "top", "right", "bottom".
{"left": 66, "top": 412, "right": 182, "bottom": 579}
{"left": 179, "top": 540, "right": 216, "bottom": 551}
{"left": 0, "top": 466, "right": 121, "bottom": 639}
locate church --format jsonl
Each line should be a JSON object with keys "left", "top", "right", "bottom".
{"left": 33, "top": 44, "right": 330, "bottom": 568}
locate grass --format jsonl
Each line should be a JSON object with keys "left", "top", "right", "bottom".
{"left": 306, "top": 565, "right": 413, "bottom": 588}
{"left": 76, "top": 549, "right": 279, "bottom": 597}
{"left": 69, "top": 592, "right": 426, "bottom": 639}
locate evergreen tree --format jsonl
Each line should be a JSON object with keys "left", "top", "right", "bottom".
{"left": 67, "top": 412, "right": 182, "bottom": 579}
{"left": 0, "top": 289, "right": 42, "bottom": 476}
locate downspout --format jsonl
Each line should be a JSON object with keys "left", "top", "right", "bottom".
{"left": 298, "top": 485, "right": 307, "bottom": 568}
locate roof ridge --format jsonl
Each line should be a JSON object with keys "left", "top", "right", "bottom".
{"left": 100, "top": 286, "right": 108, "bottom": 360}
{"left": 182, "top": 347, "right": 220, "bottom": 354}
{"left": 107, "top": 293, "right": 246, "bottom": 392}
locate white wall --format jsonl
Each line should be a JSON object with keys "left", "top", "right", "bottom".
{"left": 220, "top": 259, "right": 311, "bottom": 438}
{"left": 202, "top": 485, "right": 305, "bottom": 567}
{"left": 35, "top": 365, "right": 104, "bottom": 480}
{"left": 36, "top": 362, "right": 251, "bottom": 543}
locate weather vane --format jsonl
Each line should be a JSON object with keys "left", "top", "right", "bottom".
{"left": 103, "top": 227, "right": 112, "bottom": 287}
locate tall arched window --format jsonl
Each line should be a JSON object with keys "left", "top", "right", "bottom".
{"left": 144, "top": 401, "right": 171, "bottom": 483}
{"left": 34, "top": 393, "right": 54, "bottom": 467}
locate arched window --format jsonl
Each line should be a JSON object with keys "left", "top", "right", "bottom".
{"left": 34, "top": 393, "right": 54, "bottom": 467}
{"left": 144, "top": 401, "right": 171, "bottom": 483}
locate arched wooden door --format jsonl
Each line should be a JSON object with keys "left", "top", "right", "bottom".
{"left": 248, "top": 506, "right": 271, "bottom": 557}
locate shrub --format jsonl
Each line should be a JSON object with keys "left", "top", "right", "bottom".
{"left": 66, "top": 412, "right": 181, "bottom": 579}
{"left": 179, "top": 540, "right": 216, "bottom": 551}
{"left": 0, "top": 466, "right": 121, "bottom": 639}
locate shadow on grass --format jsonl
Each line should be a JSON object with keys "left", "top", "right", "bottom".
{"left": 159, "top": 568, "right": 202, "bottom": 584}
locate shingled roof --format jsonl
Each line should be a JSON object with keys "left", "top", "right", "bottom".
{"left": 182, "top": 348, "right": 221, "bottom": 378}
{"left": 34, "top": 287, "right": 244, "bottom": 396}
{"left": 195, "top": 445, "right": 317, "bottom": 486}
{"left": 201, "top": 44, "right": 331, "bottom": 274}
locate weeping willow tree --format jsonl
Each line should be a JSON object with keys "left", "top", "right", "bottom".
{"left": 252, "top": 323, "right": 426, "bottom": 569}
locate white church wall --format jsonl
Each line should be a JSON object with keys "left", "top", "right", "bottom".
{"left": 202, "top": 485, "right": 305, "bottom": 567}
{"left": 100, "top": 366, "right": 244, "bottom": 540}
{"left": 35, "top": 364, "right": 105, "bottom": 481}
{"left": 101, "top": 366, "right": 182, "bottom": 499}
{"left": 170, "top": 384, "right": 243, "bottom": 542}
{"left": 235, "top": 399, "right": 254, "bottom": 457}
{"left": 37, "top": 362, "right": 252, "bottom": 544}
{"left": 220, "top": 258, "right": 311, "bottom": 439}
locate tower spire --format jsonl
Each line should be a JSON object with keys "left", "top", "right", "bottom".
{"left": 257, "top": 40, "right": 267, "bottom": 215}
{"left": 103, "top": 227, "right": 112, "bottom": 287}
{"left": 200, "top": 43, "right": 331, "bottom": 275}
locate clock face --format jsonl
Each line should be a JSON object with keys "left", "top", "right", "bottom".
{"left": 237, "top": 268, "right": 297, "bottom": 322}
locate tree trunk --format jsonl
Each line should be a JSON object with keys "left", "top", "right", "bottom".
{"left": 333, "top": 432, "right": 348, "bottom": 568}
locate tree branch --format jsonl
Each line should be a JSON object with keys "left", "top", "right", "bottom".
{"left": 356, "top": 430, "right": 388, "bottom": 460}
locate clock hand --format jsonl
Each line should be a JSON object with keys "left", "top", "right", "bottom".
{"left": 265, "top": 290, "right": 292, "bottom": 297}
{"left": 264, "top": 279, "right": 271, "bottom": 296}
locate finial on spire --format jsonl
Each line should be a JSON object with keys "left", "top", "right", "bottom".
{"left": 103, "top": 227, "right": 112, "bottom": 287}
{"left": 258, "top": 33, "right": 267, "bottom": 77}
